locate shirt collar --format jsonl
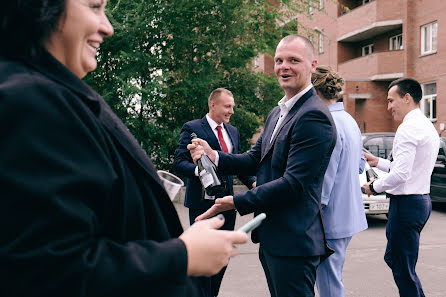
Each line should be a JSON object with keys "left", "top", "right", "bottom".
{"left": 277, "top": 83, "right": 313, "bottom": 113}
{"left": 403, "top": 108, "right": 422, "bottom": 122}
{"left": 206, "top": 114, "right": 222, "bottom": 130}
{"left": 328, "top": 101, "right": 344, "bottom": 112}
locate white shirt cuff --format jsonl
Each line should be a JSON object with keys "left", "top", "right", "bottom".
{"left": 373, "top": 179, "right": 384, "bottom": 194}
{"left": 214, "top": 150, "right": 219, "bottom": 166}
{"left": 194, "top": 166, "right": 199, "bottom": 176}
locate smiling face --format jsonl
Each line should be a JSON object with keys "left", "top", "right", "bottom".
{"left": 274, "top": 38, "right": 317, "bottom": 100}
{"left": 387, "top": 85, "right": 412, "bottom": 121}
{"left": 45, "top": 0, "right": 114, "bottom": 78}
{"left": 209, "top": 93, "right": 235, "bottom": 124}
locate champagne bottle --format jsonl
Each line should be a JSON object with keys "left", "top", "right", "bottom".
{"left": 365, "top": 162, "right": 379, "bottom": 182}
{"left": 361, "top": 162, "right": 380, "bottom": 194}
{"left": 190, "top": 133, "right": 225, "bottom": 198}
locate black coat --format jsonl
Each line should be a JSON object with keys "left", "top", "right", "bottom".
{"left": 0, "top": 51, "right": 199, "bottom": 297}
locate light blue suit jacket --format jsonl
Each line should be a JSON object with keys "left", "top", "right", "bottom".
{"left": 321, "top": 102, "right": 368, "bottom": 239}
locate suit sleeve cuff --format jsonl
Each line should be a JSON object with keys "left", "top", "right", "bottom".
{"left": 233, "top": 194, "right": 248, "bottom": 216}
{"left": 194, "top": 166, "right": 198, "bottom": 176}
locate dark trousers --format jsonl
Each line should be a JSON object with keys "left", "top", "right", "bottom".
{"left": 259, "top": 246, "right": 320, "bottom": 297}
{"left": 384, "top": 194, "right": 431, "bottom": 297}
{"left": 189, "top": 208, "right": 236, "bottom": 297}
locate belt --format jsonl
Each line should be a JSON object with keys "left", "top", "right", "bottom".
{"left": 386, "top": 193, "right": 429, "bottom": 199}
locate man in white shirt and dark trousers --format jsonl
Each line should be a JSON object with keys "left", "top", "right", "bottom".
{"left": 363, "top": 78, "right": 439, "bottom": 297}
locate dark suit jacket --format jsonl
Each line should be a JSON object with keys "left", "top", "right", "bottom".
{"left": 172, "top": 117, "right": 255, "bottom": 210}
{"left": 0, "top": 52, "right": 199, "bottom": 297}
{"left": 217, "top": 88, "right": 336, "bottom": 257}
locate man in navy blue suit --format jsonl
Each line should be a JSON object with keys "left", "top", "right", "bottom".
{"left": 190, "top": 35, "right": 337, "bottom": 297}
{"left": 172, "top": 88, "right": 256, "bottom": 297}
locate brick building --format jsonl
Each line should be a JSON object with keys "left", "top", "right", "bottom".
{"left": 257, "top": 0, "right": 446, "bottom": 135}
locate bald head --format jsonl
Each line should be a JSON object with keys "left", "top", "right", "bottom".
{"left": 277, "top": 35, "right": 315, "bottom": 60}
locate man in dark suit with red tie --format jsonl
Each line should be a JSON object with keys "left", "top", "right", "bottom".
{"left": 190, "top": 35, "right": 337, "bottom": 297}
{"left": 172, "top": 88, "right": 256, "bottom": 297}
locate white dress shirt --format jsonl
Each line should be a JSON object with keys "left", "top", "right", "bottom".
{"left": 214, "top": 84, "right": 314, "bottom": 166}
{"left": 205, "top": 114, "right": 233, "bottom": 153}
{"left": 270, "top": 84, "right": 313, "bottom": 142}
{"left": 374, "top": 108, "right": 439, "bottom": 195}
{"left": 194, "top": 115, "right": 233, "bottom": 176}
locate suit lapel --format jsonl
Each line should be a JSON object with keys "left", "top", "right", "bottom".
{"left": 262, "top": 107, "right": 281, "bottom": 156}
{"left": 262, "top": 88, "right": 315, "bottom": 159}
{"left": 201, "top": 117, "right": 221, "bottom": 151}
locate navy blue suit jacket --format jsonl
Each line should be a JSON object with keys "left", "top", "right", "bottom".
{"left": 172, "top": 117, "right": 255, "bottom": 210}
{"left": 217, "top": 88, "right": 336, "bottom": 257}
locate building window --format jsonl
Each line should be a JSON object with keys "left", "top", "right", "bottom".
{"left": 389, "top": 34, "right": 403, "bottom": 50}
{"left": 362, "top": 44, "right": 374, "bottom": 56}
{"left": 421, "top": 82, "right": 437, "bottom": 121}
{"left": 320, "top": 0, "right": 324, "bottom": 9}
{"left": 319, "top": 32, "right": 324, "bottom": 54}
{"left": 421, "top": 21, "right": 437, "bottom": 55}
{"left": 253, "top": 55, "right": 259, "bottom": 68}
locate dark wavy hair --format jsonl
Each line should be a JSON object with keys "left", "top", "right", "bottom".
{"left": 0, "top": 0, "right": 66, "bottom": 59}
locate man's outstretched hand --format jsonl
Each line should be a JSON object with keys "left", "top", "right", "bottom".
{"left": 195, "top": 196, "right": 235, "bottom": 221}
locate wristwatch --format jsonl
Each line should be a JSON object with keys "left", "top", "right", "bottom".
{"left": 369, "top": 180, "right": 379, "bottom": 195}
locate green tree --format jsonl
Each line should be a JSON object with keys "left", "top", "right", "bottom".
{"left": 86, "top": 0, "right": 320, "bottom": 169}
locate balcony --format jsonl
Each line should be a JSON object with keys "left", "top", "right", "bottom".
{"left": 338, "top": 50, "right": 404, "bottom": 81}
{"left": 338, "top": 0, "right": 403, "bottom": 42}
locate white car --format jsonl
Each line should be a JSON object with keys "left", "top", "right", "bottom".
{"left": 360, "top": 134, "right": 395, "bottom": 217}
{"left": 360, "top": 165, "right": 390, "bottom": 216}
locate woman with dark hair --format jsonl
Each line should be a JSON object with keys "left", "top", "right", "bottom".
{"left": 0, "top": 1, "right": 247, "bottom": 297}
{"left": 312, "top": 66, "right": 368, "bottom": 297}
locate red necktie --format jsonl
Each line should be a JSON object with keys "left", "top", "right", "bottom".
{"left": 216, "top": 125, "right": 229, "bottom": 153}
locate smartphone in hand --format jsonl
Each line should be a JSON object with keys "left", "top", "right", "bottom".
{"left": 237, "top": 213, "right": 266, "bottom": 233}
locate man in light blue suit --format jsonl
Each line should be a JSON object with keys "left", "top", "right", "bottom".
{"left": 312, "top": 66, "right": 368, "bottom": 297}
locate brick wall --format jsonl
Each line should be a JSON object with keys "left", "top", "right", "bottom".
{"left": 344, "top": 81, "right": 398, "bottom": 133}
{"left": 255, "top": 0, "right": 446, "bottom": 135}
{"left": 407, "top": 0, "right": 446, "bottom": 134}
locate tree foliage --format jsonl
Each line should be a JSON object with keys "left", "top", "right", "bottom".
{"left": 85, "top": 0, "right": 319, "bottom": 169}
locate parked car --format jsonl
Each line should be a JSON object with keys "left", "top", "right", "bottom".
{"left": 362, "top": 132, "right": 395, "bottom": 159}
{"left": 360, "top": 133, "right": 395, "bottom": 217}
{"left": 430, "top": 137, "right": 446, "bottom": 203}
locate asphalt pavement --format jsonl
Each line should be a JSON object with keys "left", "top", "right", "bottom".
{"left": 173, "top": 187, "right": 446, "bottom": 297}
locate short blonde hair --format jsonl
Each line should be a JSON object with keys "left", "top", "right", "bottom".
{"left": 279, "top": 34, "right": 315, "bottom": 60}
{"left": 312, "top": 66, "right": 344, "bottom": 100}
{"left": 208, "top": 88, "right": 233, "bottom": 104}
